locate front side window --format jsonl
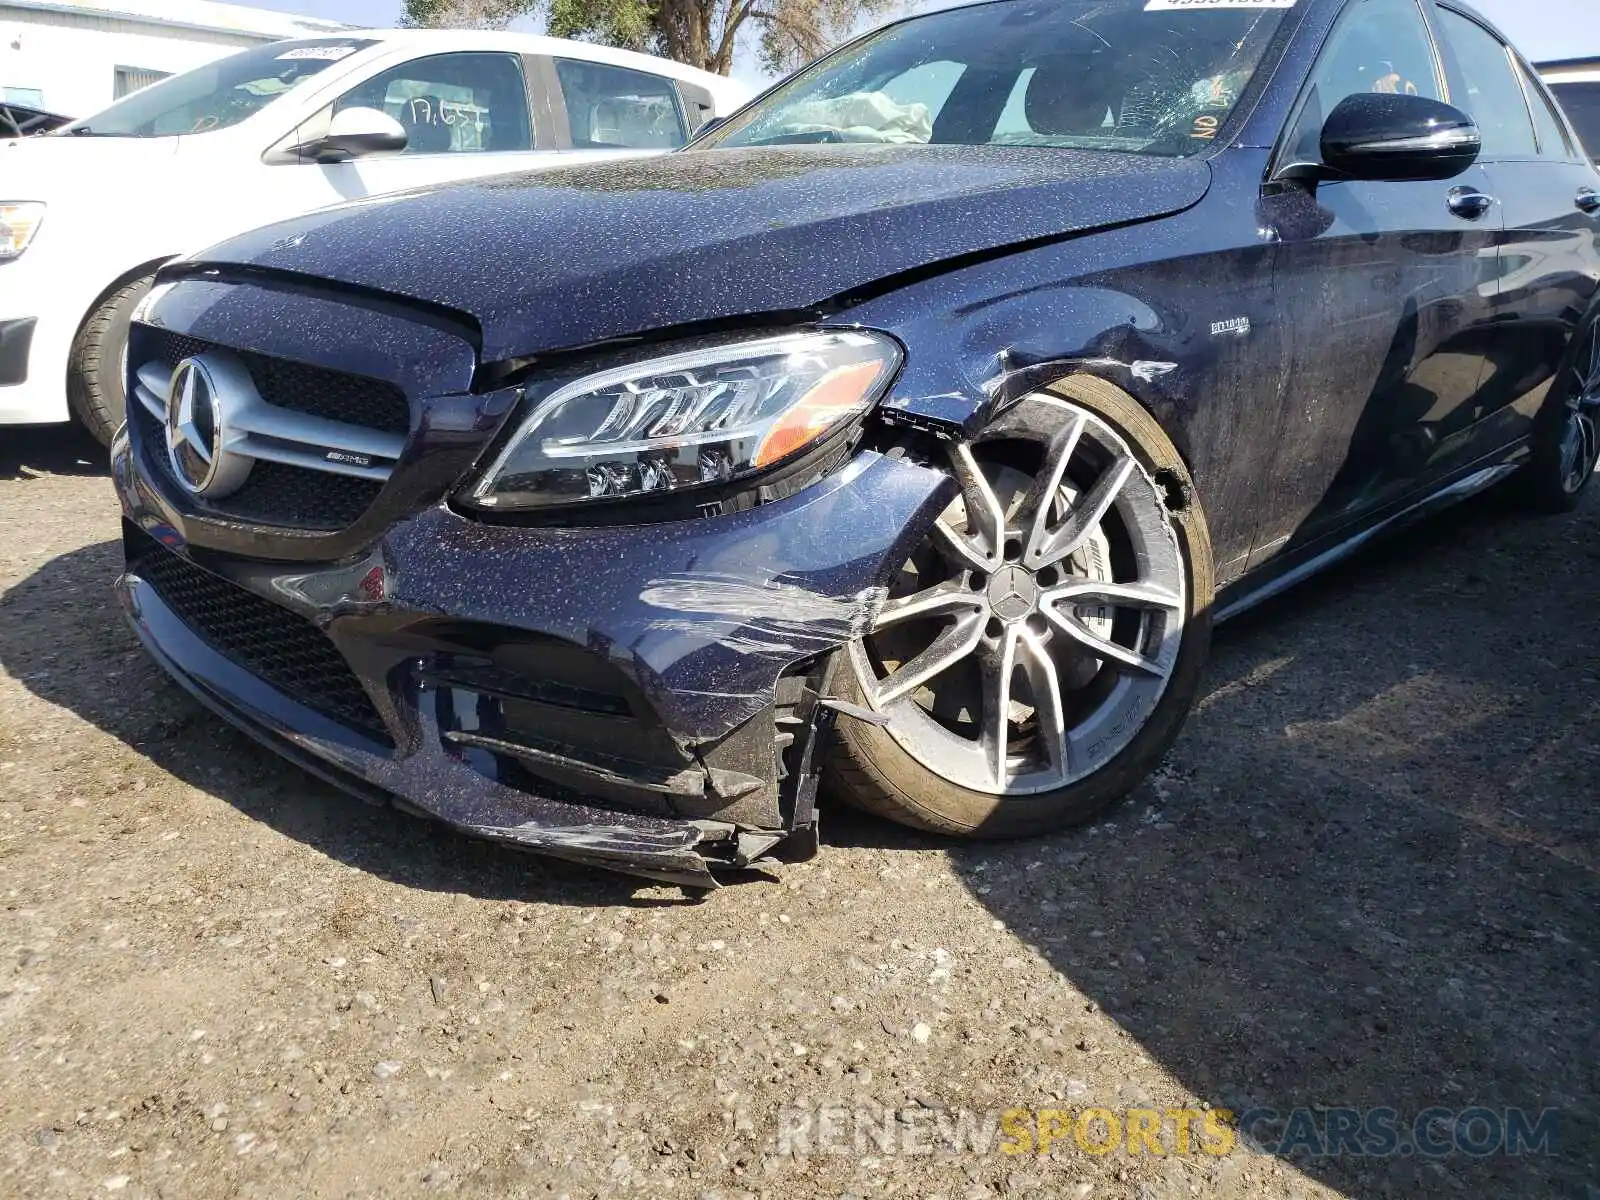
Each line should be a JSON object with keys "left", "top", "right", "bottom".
{"left": 1280, "top": 0, "right": 1441, "bottom": 165}
{"left": 59, "top": 39, "right": 375, "bottom": 137}
{"left": 554, "top": 60, "right": 686, "bottom": 150}
{"left": 335, "top": 52, "right": 531, "bottom": 153}
{"left": 1435, "top": 9, "right": 1536, "bottom": 158}
{"left": 706, "top": 0, "right": 1294, "bottom": 158}
{"left": 1549, "top": 81, "right": 1600, "bottom": 161}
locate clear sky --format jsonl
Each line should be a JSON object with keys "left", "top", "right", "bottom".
{"left": 238, "top": 0, "right": 1596, "bottom": 83}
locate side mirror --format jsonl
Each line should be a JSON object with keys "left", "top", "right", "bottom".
{"left": 685, "top": 114, "right": 726, "bottom": 146}
{"left": 1320, "top": 93, "right": 1480, "bottom": 182}
{"left": 306, "top": 106, "right": 407, "bottom": 162}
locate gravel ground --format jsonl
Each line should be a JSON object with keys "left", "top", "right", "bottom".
{"left": 1, "top": 426, "right": 1596, "bottom": 1200}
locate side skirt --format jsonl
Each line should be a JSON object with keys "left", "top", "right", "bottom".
{"left": 1215, "top": 458, "right": 1523, "bottom": 624}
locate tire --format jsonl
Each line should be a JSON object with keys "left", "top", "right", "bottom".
{"left": 1513, "top": 317, "right": 1600, "bottom": 514}
{"left": 825, "top": 376, "right": 1214, "bottom": 838}
{"left": 67, "top": 271, "right": 156, "bottom": 448}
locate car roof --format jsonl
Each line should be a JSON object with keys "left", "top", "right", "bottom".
{"left": 335, "top": 28, "right": 745, "bottom": 99}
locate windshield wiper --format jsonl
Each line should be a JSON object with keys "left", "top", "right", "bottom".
{"left": 740, "top": 130, "right": 845, "bottom": 146}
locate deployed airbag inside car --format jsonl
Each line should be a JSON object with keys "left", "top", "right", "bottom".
{"left": 776, "top": 92, "right": 934, "bottom": 143}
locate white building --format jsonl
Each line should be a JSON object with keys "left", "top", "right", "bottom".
{"left": 1539, "top": 56, "right": 1600, "bottom": 81}
{"left": 0, "top": 0, "right": 350, "bottom": 120}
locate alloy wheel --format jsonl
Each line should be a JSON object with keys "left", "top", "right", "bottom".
{"left": 849, "top": 394, "right": 1187, "bottom": 796}
{"left": 1559, "top": 322, "right": 1600, "bottom": 495}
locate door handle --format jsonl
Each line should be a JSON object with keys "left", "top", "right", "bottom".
{"left": 1447, "top": 187, "right": 1496, "bottom": 220}
{"left": 1577, "top": 188, "right": 1600, "bottom": 215}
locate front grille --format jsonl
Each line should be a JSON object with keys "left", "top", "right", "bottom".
{"left": 134, "top": 327, "right": 407, "bottom": 530}
{"left": 129, "top": 402, "right": 385, "bottom": 533}
{"left": 127, "top": 528, "right": 391, "bottom": 742}
{"left": 144, "top": 328, "right": 410, "bottom": 435}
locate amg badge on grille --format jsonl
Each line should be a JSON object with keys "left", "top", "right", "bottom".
{"left": 325, "top": 450, "right": 374, "bottom": 468}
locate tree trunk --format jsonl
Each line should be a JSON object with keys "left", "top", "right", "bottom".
{"left": 657, "top": 0, "right": 717, "bottom": 72}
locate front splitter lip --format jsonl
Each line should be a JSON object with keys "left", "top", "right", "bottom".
{"left": 116, "top": 572, "right": 721, "bottom": 890}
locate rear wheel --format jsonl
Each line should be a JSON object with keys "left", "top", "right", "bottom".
{"left": 826, "top": 378, "right": 1213, "bottom": 837}
{"left": 1515, "top": 318, "right": 1600, "bottom": 513}
{"left": 67, "top": 271, "right": 155, "bottom": 448}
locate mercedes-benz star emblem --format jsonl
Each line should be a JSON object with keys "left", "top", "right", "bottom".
{"left": 164, "top": 356, "right": 252, "bottom": 499}
{"left": 986, "top": 565, "right": 1039, "bottom": 623}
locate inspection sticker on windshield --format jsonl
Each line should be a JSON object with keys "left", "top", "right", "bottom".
{"left": 277, "top": 45, "right": 360, "bottom": 61}
{"left": 1144, "top": 0, "right": 1294, "bottom": 9}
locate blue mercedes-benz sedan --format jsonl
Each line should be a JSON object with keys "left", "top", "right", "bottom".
{"left": 113, "top": 0, "right": 1600, "bottom": 887}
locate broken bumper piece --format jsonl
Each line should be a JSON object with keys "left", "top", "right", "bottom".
{"left": 120, "top": 571, "right": 735, "bottom": 889}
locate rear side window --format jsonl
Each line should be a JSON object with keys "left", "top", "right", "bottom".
{"left": 335, "top": 52, "right": 532, "bottom": 153}
{"left": 1550, "top": 81, "right": 1600, "bottom": 160}
{"left": 1435, "top": 9, "right": 1537, "bottom": 158}
{"left": 554, "top": 60, "right": 686, "bottom": 149}
{"left": 1520, "top": 65, "right": 1574, "bottom": 159}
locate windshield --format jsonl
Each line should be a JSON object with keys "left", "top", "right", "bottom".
{"left": 708, "top": 0, "right": 1292, "bottom": 157}
{"left": 1550, "top": 81, "right": 1600, "bottom": 161}
{"left": 59, "top": 38, "right": 375, "bottom": 137}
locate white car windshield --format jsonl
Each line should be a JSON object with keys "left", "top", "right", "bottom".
{"left": 707, "top": 0, "right": 1294, "bottom": 158}
{"left": 59, "top": 38, "right": 376, "bottom": 138}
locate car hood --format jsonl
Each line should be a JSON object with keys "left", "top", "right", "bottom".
{"left": 194, "top": 144, "right": 1212, "bottom": 363}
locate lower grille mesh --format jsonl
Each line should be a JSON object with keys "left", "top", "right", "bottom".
{"left": 128, "top": 531, "right": 390, "bottom": 742}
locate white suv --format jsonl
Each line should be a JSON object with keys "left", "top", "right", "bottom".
{"left": 0, "top": 29, "right": 749, "bottom": 443}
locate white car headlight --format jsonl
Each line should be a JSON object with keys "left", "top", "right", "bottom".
{"left": 0, "top": 202, "right": 45, "bottom": 262}
{"left": 467, "top": 330, "right": 902, "bottom": 512}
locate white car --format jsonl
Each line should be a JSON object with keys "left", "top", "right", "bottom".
{"left": 1541, "top": 59, "right": 1600, "bottom": 163}
{"left": 0, "top": 29, "right": 749, "bottom": 444}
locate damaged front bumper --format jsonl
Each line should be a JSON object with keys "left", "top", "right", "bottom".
{"left": 113, "top": 438, "right": 952, "bottom": 888}
{"left": 118, "top": 583, "right": 725, "bottom": 886}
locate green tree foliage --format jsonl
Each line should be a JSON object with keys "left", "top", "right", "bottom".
{"left": 401, "top": 0, "right": 898, "bottom": 77}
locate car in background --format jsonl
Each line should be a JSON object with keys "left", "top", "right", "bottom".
{"left": 114, "top": 0, "right": 1600, "bottom": 888}
{"left": 1540, "top": 59, "right": 1600, "bottom": 162}
{"left": 0, "top": 30, "right": 748, "bottom": 445}
{"left": 0, "top": 102, "right": 72, "bottom": 139}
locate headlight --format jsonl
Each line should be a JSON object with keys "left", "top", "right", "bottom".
{"left": 467, "top": 330, "right": 901, "bottom": 511}
{"left": 0, "top": 202, "right": 45, "bottom": 262}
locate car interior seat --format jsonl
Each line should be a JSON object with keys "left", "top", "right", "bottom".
{"left": 1023, "top": 55, "right": 1117, "bottom": 137}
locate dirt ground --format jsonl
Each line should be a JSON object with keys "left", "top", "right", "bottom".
{"left": 0, "top": 426, "right": 1595, "bottom": 1200}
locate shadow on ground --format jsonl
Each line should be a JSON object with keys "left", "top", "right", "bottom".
{"left": 0, "top": 534, "right": 685, "bottom": 908}
{"left": 0, "top": 424, "right": 107, "bottom": 480}
{"left": 939, "top": 489, "right": 1600, "bottom": 1197}
{"left": 2, "top": 469, "right": 1596, "bottom": 1192}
